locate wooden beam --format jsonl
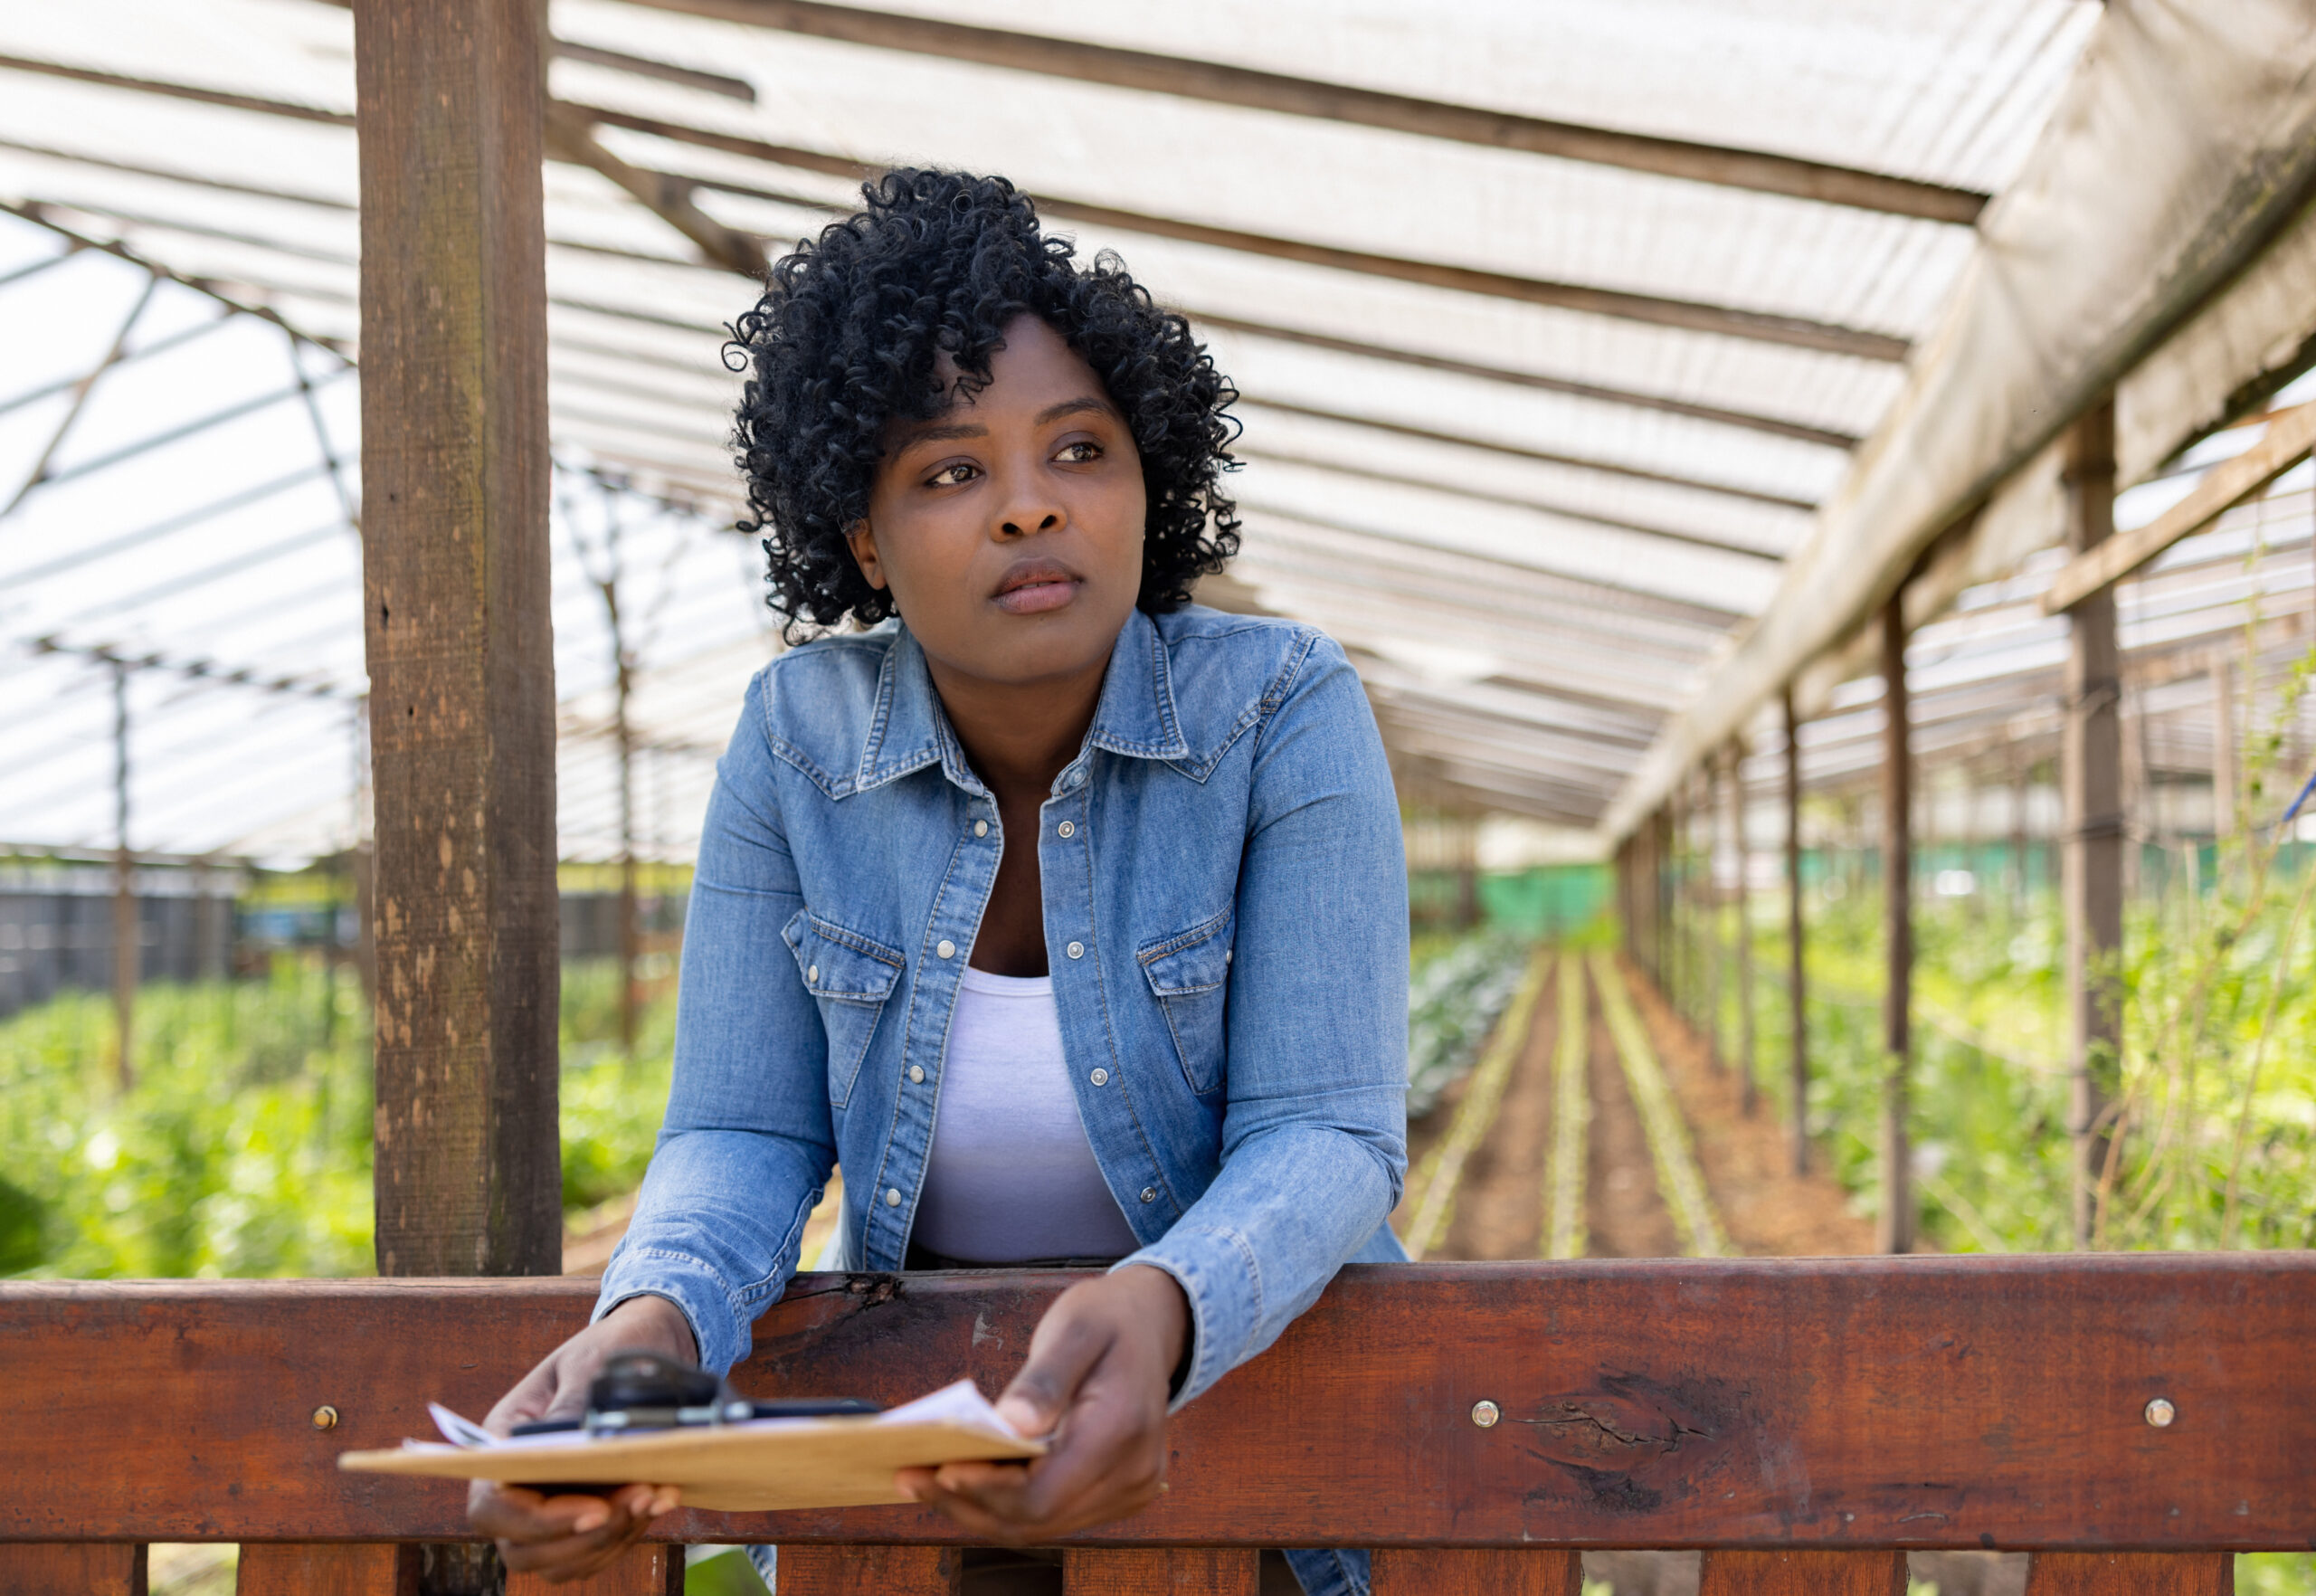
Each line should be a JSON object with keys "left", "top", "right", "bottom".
{"left": 1591, "top": 14, "right": 2316, "bottom": 850}
{"left": 1878, "top": 588, "right": 1913, "bottom": 1256}
{"left": 541, "top": 103, "right": 766, "bottom": 275}
{"left": 353, "top": 0, "right": 562, "bottom": 1277}
{"left": 2060, "top": 400, "right": 2122, "bottom": 1248}
{"left": 561, "top": 104, "right": 1911, "bottom": 362}
{"left": 2040, "top": 401, "right": 2316, "bottom": 615}
{"left": 617, "top": 0, "right": 1989, "bottom": 223}
{"left": 1783, "top": 688, "right": 1808, "bottom": 1174}
{"left": 6, "top": 1261, "right": 2315, "bottom": 1547}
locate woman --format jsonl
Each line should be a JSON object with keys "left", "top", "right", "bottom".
{"left": 471, "top": 170, "right": 1410, "bottom": 1596}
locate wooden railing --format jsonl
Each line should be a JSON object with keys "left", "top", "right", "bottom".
{"left": 4, "top": 1256, "right": 2306, "bottom": 1594}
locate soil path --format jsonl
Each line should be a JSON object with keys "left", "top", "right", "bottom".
{"left": 1622, "top": 955, "right": 1874, "bottom": 1257}
{"left": 1439, "top": 964, "right": 1557, "bottom": 1259}
{"left": 1583, "top": 970, "right": 1683, "bottom": 1259}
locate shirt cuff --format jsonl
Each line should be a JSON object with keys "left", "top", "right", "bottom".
{"left": 593, "top": 1246, "right": 752, "bottom": 1376}
{"left": 1115, "top": 1223, "right": 1262, "bottom": 1411}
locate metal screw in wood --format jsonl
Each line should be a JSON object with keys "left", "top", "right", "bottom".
{"left": 1470, "top": 1401, "right": 1500, "bottom": 1429}
{"left": 311, "top": 1406, "right": 339, "bottom": 1430}
{"left": 2144, "top": 1398, "right": 2175, "bottom": 1428}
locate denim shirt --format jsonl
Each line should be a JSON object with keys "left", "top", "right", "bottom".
{"left": 594, "top": 604, "right": 1409, "bottom": 1593}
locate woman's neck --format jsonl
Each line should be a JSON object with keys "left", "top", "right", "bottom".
{"left": 927, "top": 653, "right": 1108, "bottom": 800}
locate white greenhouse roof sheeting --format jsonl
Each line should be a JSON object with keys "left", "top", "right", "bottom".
{"left": 0, "top": 0, "right": 2310, "bottom": 866}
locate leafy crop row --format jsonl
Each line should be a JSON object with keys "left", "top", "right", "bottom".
{"left": 0, "top": 957, "right": 674, "bottom": 1278}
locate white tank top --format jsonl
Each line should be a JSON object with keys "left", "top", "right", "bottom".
{"left": 912, "top": 965, "right": 1139, "bottom": 1264}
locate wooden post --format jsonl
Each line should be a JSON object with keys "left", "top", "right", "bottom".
{"left": 355, "top": 0, "right": 562, "bottom": 1287}
{"left": 1621, "top": 833, "right": 1639, "bottom": 958}
{"left": 1703, "top": 757, "right": 1723, "bottom": 1063}
{"left": 109, "top": 659, "right": 135, "bottom": 1091}
{"left": 1729, "top": 740, "right": 1757, "bottom": 1114}
{"left": 1655, "top": 804, "right": 1673, "bottom": 983}
{"left": 2062, "top": 398, "right": 2122, "bottom": 1248}
{"left": 1784, "top": 686, "right": 1808, "bottom": 1173}
{"left": 2011, "top": 746, "right": 2032, "bottom": 912}
{"left": 1879, "top": 591, "right": 1913, "bottom": 1256}
{"left": 2210, "top": 659, "right": 2236, "bottom": 843}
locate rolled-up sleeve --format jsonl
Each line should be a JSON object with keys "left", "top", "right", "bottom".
{"left": 1122, "top": 634, "right": 1409, "bottom": 1406}
{"left": 593, "top": 670, "right": 837, "bottom": 1376}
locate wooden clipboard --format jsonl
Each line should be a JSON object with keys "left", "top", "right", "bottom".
{"left": 339, "top": 1390, "right": 1045, "bottom": 1513}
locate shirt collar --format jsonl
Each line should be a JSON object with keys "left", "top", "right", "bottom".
{"left": 855, "top": 608, "right": 1189, "bottom": 794}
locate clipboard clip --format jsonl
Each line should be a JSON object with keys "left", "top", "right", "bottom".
{"left": 508, "top": 1351, "right": 880, "bottom": 1438}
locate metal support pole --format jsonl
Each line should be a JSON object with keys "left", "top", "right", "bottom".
{"left": 2062, "top": 398, "right": 2122, "bottom": 1248}
{"left": 1728, "top": 740, "right": 1756, "bottom": 1113}
{"left": 2210, "top": 659, "right": 2236, "bottom": 845}
{"left": 1703, "top": 757, "right": 1723, "bottom": 1065}
{"left": 1783, "top": 686, "right": 1808, "bottom": 1173}
{"left": 1879, "top": 592, "right": 1913, "bottom": 1255}
{"left": 110, "top": 660, "right": 135, "bottom": 1092}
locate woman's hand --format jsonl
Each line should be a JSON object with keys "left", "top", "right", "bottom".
{"left": 897, "top": 1264, "right": 1190, "bottom": 1544}
{"left": 466, "top": 1295, "right": 699, "bottom": 1584}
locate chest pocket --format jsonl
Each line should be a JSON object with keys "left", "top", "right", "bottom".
{"left": 783, "top": 910, "right": 906, "bottom": 1108}
{"left": 1137, "top": 910, "right": 1233, "bottom": 1097}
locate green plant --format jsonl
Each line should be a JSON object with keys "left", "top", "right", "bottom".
{"left": 1407, "top": 930, "right": 1531, "bottom": 1120}
{"left": 0, "top": 955, "right": 681, "bottom": 1278}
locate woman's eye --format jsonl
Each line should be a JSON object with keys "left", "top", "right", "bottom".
{"left": 926, "top": 461, "right": 978, "bottom": 487}
{"left": 1056, "top": 441, "right": 1102, "bottom": 463}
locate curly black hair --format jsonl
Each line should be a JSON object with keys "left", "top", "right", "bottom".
{"left": 727, "top": 169, "right": 1241, "bottom": 634}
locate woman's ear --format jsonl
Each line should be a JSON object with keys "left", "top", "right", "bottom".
{"left": 845, "top": 519, "right": 888, "bottom": 591}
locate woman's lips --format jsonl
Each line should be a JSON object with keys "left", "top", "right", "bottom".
{"left": 993, "top": 575, "right": 1079, "bottom": 614}
{"left": 993, "top": 561, "right": 1081, "bottom": 613}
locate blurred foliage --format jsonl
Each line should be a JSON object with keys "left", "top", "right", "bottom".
{"left": 1407, "top": 929, "right": 1533, "bottom": 1121}
{"left": 687, "top": 1548, "right": 772, "bottom": 1595}
{"left": 0, "top": 955, "right": 675, "bottom": 1278}
{"left": 1684, "top": 657, "right": 2316, "bottom": 1251}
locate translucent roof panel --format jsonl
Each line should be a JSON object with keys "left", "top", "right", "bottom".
{"left": 0, "top": 0, "right": 2119, "bottom": 850}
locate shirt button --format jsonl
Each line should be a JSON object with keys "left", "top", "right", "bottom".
{"left": 1139, "top": 1186, "right": 1156, "bottom": 1203}
{"left": 973, "top": 820, "right": 989, "bottom": 838}
{"left": 1057, "top": 821, "right": 1076, "bottom": 839}
{"left": 806, "top": 964, "right": 819, "bottom": 983}
{"left": 908, "top": 1065, "right": 925, "bottom": 1084}
{"left": 1067, "top": 940, "right": 1085, "bottom": 959}
{"left": 884, "top": 1187, "right": 902, "bottom": 1207}
{"left": 1066, "top": 769, "right": 1085, "bottom": 788}
{"left": 1090, "top": 1068, "right": 1109, "bottom": 1087}
{"left": 936, "top": 939, "right": 956, "bottom": 959}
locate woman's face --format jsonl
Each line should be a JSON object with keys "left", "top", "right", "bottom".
{"left": 849, "top": 314, "right": 1147, "bottom": 693}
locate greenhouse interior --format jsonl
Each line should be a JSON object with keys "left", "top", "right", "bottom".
{"left": 1, "top": 2, "right": 2313, "bottom": 1594}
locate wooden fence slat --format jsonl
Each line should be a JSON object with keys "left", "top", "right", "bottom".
{"left": 2026, "top": 1554, "right": 2234, "bottom": 1596}
{"left": 1064, "top": 1547, "right": 1261, "bottom": 1593}
{"left": 234, "top": 1543, "right": 404, "bottom": 1595}
{"left": 504, "top": 1543, "right": 683, "bottom": 1596}
{"left": 1699, "top": 1550, "right": 1906, "bottom": 1596}
{"left": 775, "top": 1544, "right": 963, "bottom": 1594}
{"left": 1371, "top": 1547, "right": 1582, "bottom": 1594}
{"left": 4, "top": 1263, "right": 2312, "bottom": 1549}
{"left": 0, "top": 1543, "right": 147, "bottom": 1594}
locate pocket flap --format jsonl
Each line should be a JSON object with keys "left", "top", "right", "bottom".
{"left": 783, "top": 911, "right": 905, "bottom": 1002}
{"left": 1137, "top": 910, "right": 1234, "bottom": 998}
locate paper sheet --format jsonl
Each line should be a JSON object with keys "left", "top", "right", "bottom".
{"left": 340, "top": 1379, "right": 1044, "bottom": 1513}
